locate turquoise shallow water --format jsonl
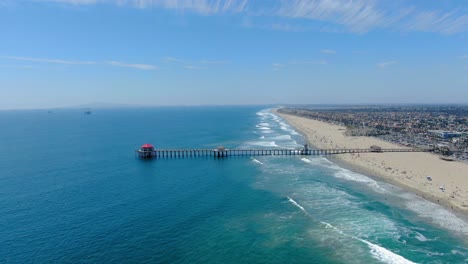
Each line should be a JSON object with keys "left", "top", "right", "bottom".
{"left": 0, "top": 106, "right": 467, "bottom": 263}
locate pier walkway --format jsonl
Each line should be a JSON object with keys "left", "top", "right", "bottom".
{"left": 136, "top": 144, "right": 430, "bottom": 159}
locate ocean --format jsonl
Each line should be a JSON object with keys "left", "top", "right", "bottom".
{"left": 0, "top": 106, "right": 467, "bottom": 263}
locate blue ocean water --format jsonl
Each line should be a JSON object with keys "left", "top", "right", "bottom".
{"left": 0, "top": 106, "right": 467, "bottom": 263}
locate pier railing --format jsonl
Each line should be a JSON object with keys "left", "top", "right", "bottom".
{"left": 136, "top": 147, "right": 429, "bottom": 159}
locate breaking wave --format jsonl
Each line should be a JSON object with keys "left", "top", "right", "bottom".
{"left": 287, "top": 196, "right": 416, "bottom": 264}
{"left": 405, "top": 197, "right": 468, "bottom": 235}
{"left": 251, "top": 158, "right": 263, "bottom": 165}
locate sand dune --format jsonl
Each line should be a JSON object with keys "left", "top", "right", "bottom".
{"left": 277, "top": 110, "right": 468, "bottom": 213}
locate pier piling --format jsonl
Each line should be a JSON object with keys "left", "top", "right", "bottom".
{"left": 137, "top": 144, "right": 429, "bottom": 160}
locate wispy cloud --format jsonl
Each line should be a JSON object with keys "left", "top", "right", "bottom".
{"left": 49, "top": 0, "right": 100, "bottom": 4}
{"left": 46, "top": 0, "right": 249, "bottom": 13}
{"left": 11, "top": 0, "right": 468, "bottom": 34}
{"left": 2, "top": 56, "right": 96, "bottom": 65}
{"left": 164, "top": 57, "right": 185, "bottom": 63}
{"left": 460, "top": 55, "right": 468, "bottom": 60}
{"left": 403, "top": 10, "right": 468, "bottom": 35}
{"left": 2, "top": 56, "right": 157, "bottom": 70}
{"left": 184, "top": 65, "right": 205, "bottom": 70}
{"left": 106, "top": 61, "right": 157, "bottom": 70}
{"left": 321, "top": 49, "right": 336, "bottom": 54}
{"left": 276, "top": 0, "right": 468, "bottom": 34}
{"left": 272, "top": 63, "right": 285, "bottom": 71}
{"left": 268, "top": 23, "right": 307, "bottom": 32}
{"left": 151, "top": 0, "right": 249, "bottom": 14}
{"left": 377, "top": 61, "right": 397, "bottom": 69}
{"left": 277, "top": 0, "right": 383, "bottom": 33}
{"left": 164, "top": 57, "right": 229, "bottom": 69}
{"left": 166, "top": 57, "right": 228, "bottom": 65}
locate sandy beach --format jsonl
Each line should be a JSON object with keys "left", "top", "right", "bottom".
{"left": 277, "top": 110, "right": 468, "bottom": 214}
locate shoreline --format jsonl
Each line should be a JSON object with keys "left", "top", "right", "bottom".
{"left": 275, "top": 109, "right": 468, "bottom": 216}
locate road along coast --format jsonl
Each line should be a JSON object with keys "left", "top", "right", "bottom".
{"left": 276, "top": 110, "right": 468, "bottom": 214}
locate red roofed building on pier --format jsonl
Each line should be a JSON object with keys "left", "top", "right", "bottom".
{"left": 137, "top": 143, "right": 155, "bottom": 159}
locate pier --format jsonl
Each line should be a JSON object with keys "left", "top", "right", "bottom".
{"left": 136, "top": 144, "right": 429, "bottom": 159}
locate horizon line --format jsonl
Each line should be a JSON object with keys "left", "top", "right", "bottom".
{"left": 1, "top": 102, "right": 468, "bottom": 111}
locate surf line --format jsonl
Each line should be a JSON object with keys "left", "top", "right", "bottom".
{"left": 286, "top": 196, "right": 416, "bottom": 264}
{"left": 251, "top": 157, "right": 264, "bottom": 165}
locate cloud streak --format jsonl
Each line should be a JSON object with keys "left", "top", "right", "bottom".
{"left": 106, "top": 61, "right": 157, "bottom": 70}
{"left": 277, "top": 0, "right": 383, "bottom": 33}
{"left": 47, "top": 0, "right": 249, "bottom": 13}
{"left": 184, "top": 65, "right": 205, "bottom": 70}
{"left": 2, "top": 56, "right": 157, "bottom": 70}
{"left": 272, "top": 63, "right": 285, "bottom": 71}
{"left": 276, "top": 0, "right": 468, "bottom": 34}
{"left": 164, "top": 57, "right": 185, "bottom": 63}
{"left": 6, "top": 0, "right": 468, "bottom": 34}
{"left": 377, "top": 61, "right": 397, "bottom": 69}
{"left": 321, "top": 49, "right": 336, "bottom": 54}
{"left": 2, "top": 56, "right": 96, "bottom": 65}
{"left": 164, "top": 57, "right": 229, "bottom": 69}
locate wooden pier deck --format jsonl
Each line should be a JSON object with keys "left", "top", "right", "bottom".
{"left": 137, "top": 146, "right": 429, "bottom": 159}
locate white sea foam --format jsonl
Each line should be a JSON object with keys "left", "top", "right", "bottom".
{"left": 270, "top": 135, "right": 292, "bottom": 140}
{"left": 321, "top": 220, "right": 416, "bottom": 264}
{"left": 287, "top": 196, "right": 308, "bottom": 214}
{"left": 301, "top": 156, "right": 338, "bottom": 169}
{"left": 298, "top": 156, "right": 387, "bottom": 193}
{"left": 284, "top": 128, "right": 300, "bottom": 135}
{"left": 301, "top": 158, "right": 311, "bottom": 163}
{"left": 414, "top": 232, "right": 434, "bottom": 242}
{"left": 360, "top": 239, "right": 417, "bottom": 264}
{"left": 405, "top": 198, "right": 468, "bottom": 235}
{"left": 260, "top": 136, "right": 265, "bottom": 139}
{"left": 258, "top": 127, "right": 271, "bottom": 130}
{"left": 251, "top": 141, "right": 279, "bottom": 147}
{"left": 286, "top": 196, "right": 416, "bottom": 264}
{"left": 451, "top": 250, "right": 467, "bottom": 257}
{"left": 251, "top": 158, "right": 263, "bottom": 165}
{"left": 258, "top": 122, "right": 270, "bottom": 127}
{"left": 321, "top": 221, "right": 345, "bottom": 235}
{"left": 334, "top": 170, "right": 387, "bottom": 193}
{"left": 294, "top": 146, "right": 468, "bottom": 236}
{"left": 263, "top": 110, "right": 301, "bottom": 136}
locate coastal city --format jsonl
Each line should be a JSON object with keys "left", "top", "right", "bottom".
{"left": 279, "top": 105, "right": 468, "bottom": 163}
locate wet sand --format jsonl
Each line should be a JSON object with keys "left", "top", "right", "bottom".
{"left": 277, "top": 110, "right": 468, "bottom": 214}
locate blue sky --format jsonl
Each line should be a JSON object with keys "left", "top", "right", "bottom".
{"left": 0, "top": 0, "right": 467, "bottom": 109}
